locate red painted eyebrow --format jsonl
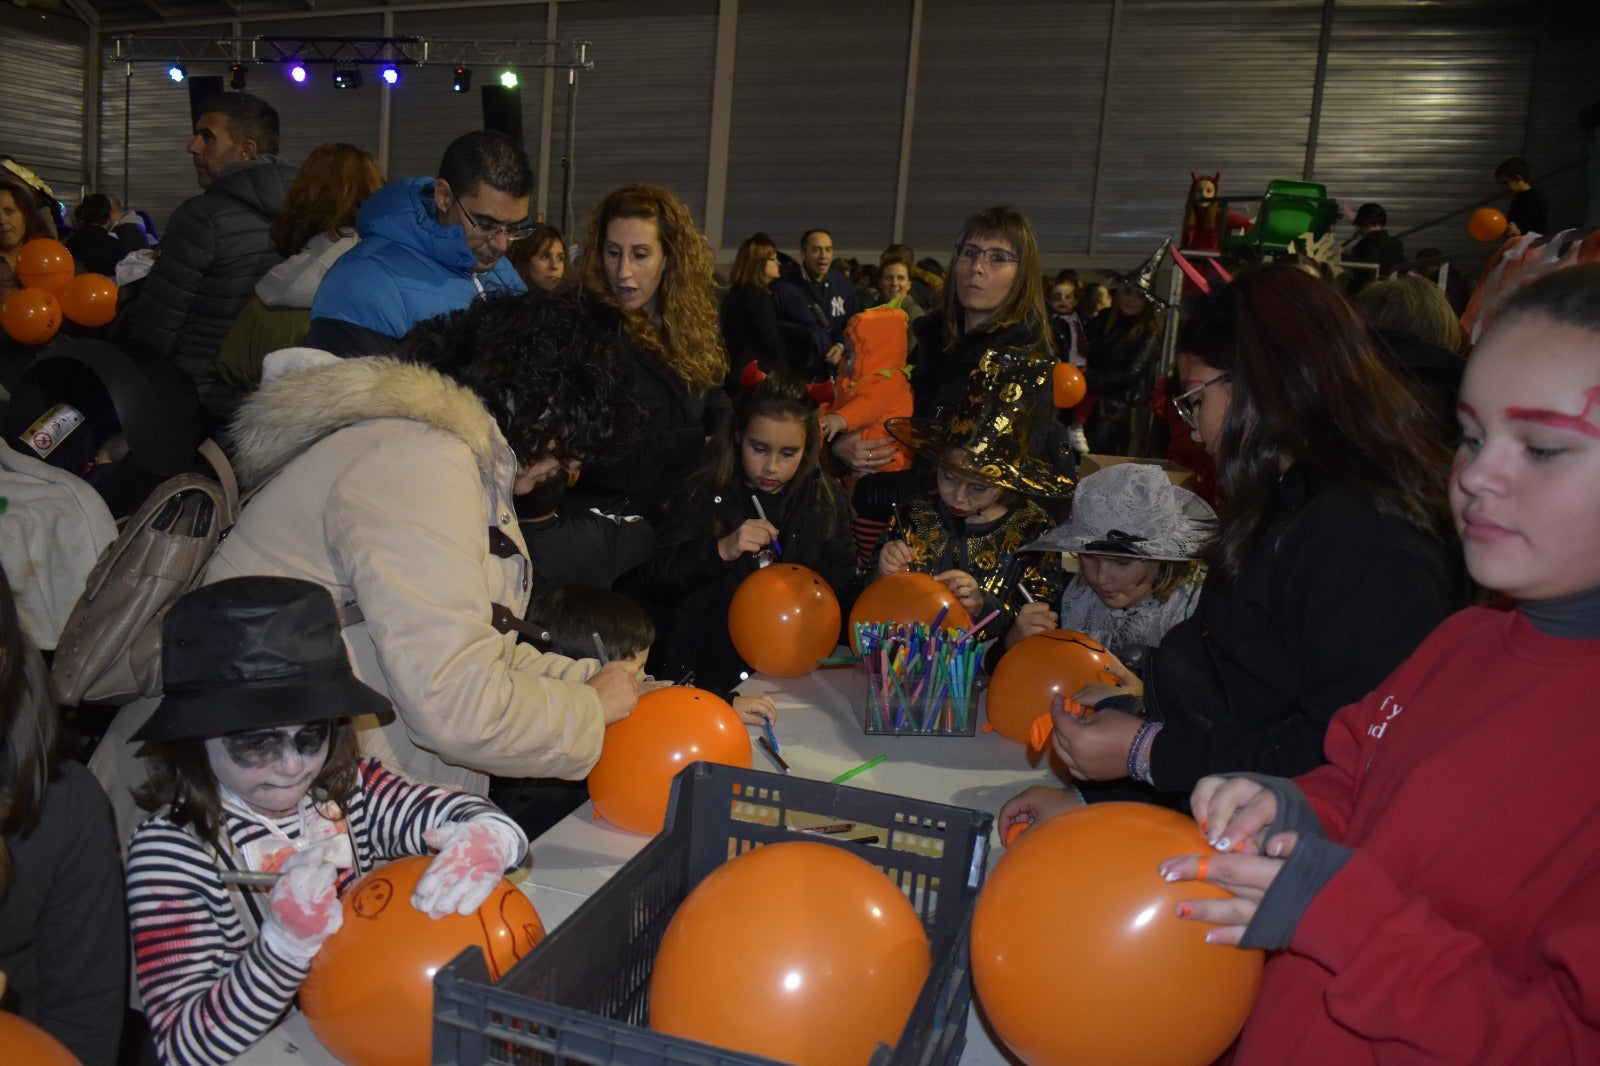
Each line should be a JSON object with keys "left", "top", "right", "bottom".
{"left": 1504, "top": 385, "right": 1600, "bottom": 439}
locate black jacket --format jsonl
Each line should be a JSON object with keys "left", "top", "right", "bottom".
{"left": 636, "top": 469, "right": 857, "bottom": 696}
{"left": 1081, "top": 308, "right": 1160, "bottom": 405}
{"left": 718, "top": 282, "right": 786, "bottom": 388}
{"left": 1143, "top": 463, "right": 1459, "bottom": 798}
{"left": 771, "top": 263, "right": 861, "bottom": 380}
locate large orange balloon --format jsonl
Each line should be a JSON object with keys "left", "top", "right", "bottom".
{"left": 1468, "top": 207, "right": 1509, "bottom": 242}
{"left": 1, "top": 287, "right": 62, "bottom": 345}
{"left": 15, "top": 238, "right": 74, "bottom": 293}
{"left": 588, "top": 687, "right": 751, "bottom": 835}
{"left": 650, "top": 841, "right": 931, "bottom": 1065}
{"left": 728, "top": 562, "right": 841, "bottom": 677}
{"left": 1052, "top": 362, "right": 1087, "bottom": 408}
{"left": 984, "top": 629, "right": 1118, "bottom": 743}
{"left": 0, "top": 1011, "right": 78, "bottom": 1064}
{"left": 302, "top": 856, "right": 546, "bottom": 1066}
{"left": 849, "top": 571, "right": 973, "bottom": 653}
{"left": 972, "top": 804, "right": 1263, "bottom": 1066}
{"left": 58, "top": 271, "right": 119, "bottom": 327}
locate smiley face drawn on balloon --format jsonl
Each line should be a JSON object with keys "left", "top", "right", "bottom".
{"left": 350, "top": 876, "right": 394, "bottom": 920}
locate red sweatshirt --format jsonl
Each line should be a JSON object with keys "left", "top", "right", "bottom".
{"left": 1233, "top": 606, "right": 1600, "bottom": 1064}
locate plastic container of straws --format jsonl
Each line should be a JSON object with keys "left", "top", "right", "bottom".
{"left": 856, "top": 621, "right": 981, "bottom": 737}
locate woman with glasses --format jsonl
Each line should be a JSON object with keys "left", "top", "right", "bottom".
{"left": 719, "top": 232, "right": 787, "bottom": 392}
{"left": 842, "top": 206, "right": 1073, "bottom": 522}
{"left": 569, "top": 184, "right": 730, "bottom": 525}
{"left": 1001, "top": 262, "right": 1460, "bottom": 830}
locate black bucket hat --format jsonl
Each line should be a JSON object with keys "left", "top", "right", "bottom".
{"left": 133, "top": 576, "right": 393, "bottom": 742}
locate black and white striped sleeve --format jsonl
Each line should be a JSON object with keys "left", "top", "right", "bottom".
{"left": 352, "top": 759, "right": 523, "bottom": 864}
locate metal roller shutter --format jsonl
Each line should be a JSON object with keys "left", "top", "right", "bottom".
{"left": 0, "top": 23, "right": 87, "bottom": 206}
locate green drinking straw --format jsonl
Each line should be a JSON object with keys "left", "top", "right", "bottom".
{"left": 831, "top": 755, "right": 886, "bottom": 785}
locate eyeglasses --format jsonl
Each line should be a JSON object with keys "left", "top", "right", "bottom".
{"left": 453, "top": 197, "right": 536, "bottom": 241}
{"left": 219, "top": 723, "right": 332, "bottom": 768}
{"left": 1172, "top": 372, "right": 1230, "bottom": 431}
{"left": 956, "top": 243, "right": 1021, "bottom": 268}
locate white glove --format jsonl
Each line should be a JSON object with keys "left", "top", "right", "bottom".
{"left": 257, "top": 837, "right": 352, "bottom": 964}
{"left": 411, "top": 817, "right": 527, "bottom": 919}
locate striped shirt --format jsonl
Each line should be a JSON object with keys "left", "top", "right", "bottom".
{"left": 126, "top": 758, "right": 522, "bottom": 1066}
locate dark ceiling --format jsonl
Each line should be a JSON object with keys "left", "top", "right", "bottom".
{"left": 21, "top": 0, "right": 442, "bottom": 32}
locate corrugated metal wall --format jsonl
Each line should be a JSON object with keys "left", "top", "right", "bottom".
{"left": 0, "top": 22, "right": 87, "bottom": 204}
{"left": 80, "top": 0, "right": 1594, "bottom": 276}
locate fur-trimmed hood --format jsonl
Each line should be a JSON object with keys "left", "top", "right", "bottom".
{"left": 230, "top": 349, "right": 507, "bottom": 490}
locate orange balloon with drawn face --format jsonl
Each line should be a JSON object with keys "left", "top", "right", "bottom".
{"left": 984, "top": 629, "right": 1119, "bottom": 744}
{"left": 301, "top": 856, "right": 545, "bottom": 1066}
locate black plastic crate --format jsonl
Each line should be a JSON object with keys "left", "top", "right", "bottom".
{"left": 433, "top": 760, "right": 993, "bottom": 1066}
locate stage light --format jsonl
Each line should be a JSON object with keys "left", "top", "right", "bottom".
{"left": 452, "top": 66, "right": 471, "bottom": 93}
{"left": 499, "top": 69, "right": 518, "bottom": 89}
{"left": 166, "top": 63, "right": 187, "bottom": 83}
{"left": 379, "top": 64, "right": 400, "bottom": 86}
{"left": 332, "top": 66, "right": 363, "bottom": 90}
{"left": 289, "top": 63, "right": 308, "bottom": 84}
{"left": 230, "top": 64, "right": 247, "bottom": 90}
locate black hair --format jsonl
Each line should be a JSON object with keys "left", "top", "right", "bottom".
{"left": 1354, "top": 203, "right": 1387, "bottom": 228}
{"left": 439, "top": 130, "right": 534, "bottom": 199}
{"left": 799, "top": 228, "right": 832, "bottom": 250}
{"left": 197, "top": 92, "right": 280, "bottom": 156}
{"left": 527, "top": 586, "right": 655, "bottom": 663}
{"left": 74, "top": 192, "right": 116, "bottom": 229}
{"left": 1491, "top": 263, "right": 1600, "bottom": 336}
{"left": 394, "top": 290, "right": 640, "bottom": 468}
{"left": 1493, "top": 157, "right": 1530, "bottom": 182}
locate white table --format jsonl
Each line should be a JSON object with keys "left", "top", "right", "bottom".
{"left": 242, "top": 664, "right": 1054, "bottom": 1065}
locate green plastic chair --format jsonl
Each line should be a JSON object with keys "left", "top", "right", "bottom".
{"left": 1221, "top": 179, "right": 1340, "bottom": 255}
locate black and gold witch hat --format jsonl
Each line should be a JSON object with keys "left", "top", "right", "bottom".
{"left": 885, "top": 347, "right": 1075, "bottom": 499}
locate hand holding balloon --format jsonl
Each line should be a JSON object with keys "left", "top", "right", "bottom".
{"left": 586, "top": 660, "right": 641, "bottom": 724}
{"left": 412, "top": 818, "right": 526, "bottom": 918}
{"left": 1190, "top": 775, "right": 1280, "bottom": 855}
{"left": 997, "top": 784, "right": 1084, "bottom": 847}
{"left": 1159, "top": 839, "right": 1297, "bottom": 947}
{"left": 1051, "top": 693, "right": 1144, "bottom": 780}
{"left": 260, "top": 839, "right": 350, "bottom": 964}
{"left": 932, "top": 568, "right": 984, "bottom": 617}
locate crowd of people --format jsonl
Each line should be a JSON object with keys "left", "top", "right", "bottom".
{"left": 3, "top": 86, "right": 1598, "bottom": 1066}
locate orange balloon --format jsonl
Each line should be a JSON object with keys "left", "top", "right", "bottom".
{"left": 1, "top": 287, "right": 61, "bottom": 345}
{"left": 15, "top": 238, "right": 74, "bottom": 293}
{"left": 1052, "top": 363, "right": 1087, "bottom": 408}
{"left": 302, "top": 856, "right": 546, "bottom": 1066}
{"left": 0, "top": 1011, "right": 78, "bottom": 1064}
{"left": 972, "top": 804, "right": 1263, "bottom": 1066}
{"left": 588, "top": 686, "right": 752, "bottom": 835}
{"left": 984, "top": 629, "right": 1118, "bottom": 743}
{"left": 58, "top": 272, "right": 119, "bottom": 327}
{"left": 849, "top": 571, "right": 973, "bottom": 653}
{"left": 1468, "top": 207, "right": 1509, "bottom": 242}
{"left": 728, "top": 562, "right": 842, "bottom": 678}
{"left": 650, "top": 840, "right": 932, "bottom": 1066}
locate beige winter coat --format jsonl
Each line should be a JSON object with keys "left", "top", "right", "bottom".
{"left": 204, "top": 350, "right": 605, "bottom": 794}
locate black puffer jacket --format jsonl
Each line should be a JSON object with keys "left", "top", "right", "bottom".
{"left": 119, "top": 156, "right": 296, "bottom": 417}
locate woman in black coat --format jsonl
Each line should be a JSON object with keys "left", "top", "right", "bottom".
{"left": 719, "top": 233, "right": 786, "bottom": 393}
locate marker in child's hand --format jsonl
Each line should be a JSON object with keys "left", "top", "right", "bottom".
{"left": 1017, "top": 581, "right": 1035, "bottom": 604}
{"left": 591, "top": 631, "right": 609, "bottom": 665}
{"left": 757, "top": 735, "right": 791, "bottom": 774}
{"left": 750, "top": 495, "right": 783, "bottom": 556}
{"left": 759, "top": 713, "right": 782, "bottom": 755}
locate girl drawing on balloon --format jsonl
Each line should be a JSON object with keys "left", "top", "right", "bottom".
{"left": 871, "top": 348, "right": 1073, "bottom": 648}
{"left": 633, "top": 368, "right": 856, "bottom": 709}
{"left": 125, "top": 577, "right": 528, "bottom": 1066}
{"left": 1164, "top": 265, "right": 1600, "bottom": 1062}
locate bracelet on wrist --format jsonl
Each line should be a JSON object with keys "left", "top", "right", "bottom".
{"left": 1126, "top": 720, "right": 1163, "bottom": 785}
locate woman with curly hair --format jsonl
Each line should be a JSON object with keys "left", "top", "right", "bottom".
{"left": 573, "top": 183, "right": 731, "bottom": 524}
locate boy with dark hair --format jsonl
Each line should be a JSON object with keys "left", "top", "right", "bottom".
{"left": 1494, "top": 156, "right": 1549, "bottom": 236}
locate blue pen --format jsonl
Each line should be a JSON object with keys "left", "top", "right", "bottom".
{"left": 750, "top": 495, "right": 783, "bottom": 556}
{"left": 760, "top": 712, "right": 781, "bottom": 755}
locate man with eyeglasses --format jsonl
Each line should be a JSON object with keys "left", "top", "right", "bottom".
{"left": 307, "top": 130, "right": 532, "bottom": 357}
{"left": 771, "top": 227, "right": 861, "bottom": 382}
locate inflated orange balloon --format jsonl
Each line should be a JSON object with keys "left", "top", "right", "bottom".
{"left": 1052, "top": 363, "right": 1087, "bottom": 408}
{"left": 849, "top": 571, "right": 973, "bottom": 653}
{"left": 728, "top": 562, "right": 841, "bottom": 678}
{"left": 588, "top": 686, "right": 751, "bottom": 835}
{"left": 302, "top": 856, "right": 546, "bottom": 1066}
{"left": 1468, "top": 207, "right": 1509, "bottom": 242}
{"left": 650, "top": 841, "right": 931, "bottom": 1066}
{"left": 58, "top": 271, "right": 119, "bottom": 327}
{"left": 1, "top": 287, "right": 61, "bottom": 345}
{"left": 984, "top": 629, "right": 1118, "bottom": 743}
{"left": 0, "top": 1011, "right": 78, "bottom": 1064}
{"left": 972, "top": 804, "right": 1263, "bottom": 1066}
{"left": 15, "top": 238, "right": 74, "bottom": 293}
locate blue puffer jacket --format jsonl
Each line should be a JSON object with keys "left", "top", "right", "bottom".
{"left": 309, "top": 178, "right": 526, "bottom": 343}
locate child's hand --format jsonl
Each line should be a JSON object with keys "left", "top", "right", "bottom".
{"left": 933, "top": 569, "right": 984, "bottom": 618}
{"left": 1158, "top": 844, "right": 1295, "bottom": 946}
{"left": 587, "top": 659, "right": 641, "bottom": 724}
{"left": 1006, "top": 601, "right": 1058, "bottom": 647}
{"left": 877, "top": 539, "right": 915, "bottom": 577}
{"left": 413, "top": 818, "right": 527, "bottom": 918}
{"left": 1191, "top": 776, "right": 1279, "bottom": 855}
{"left": 718, "top": 519, "right": 780, "bottom": 562}
{"left": 260, "top": 840, "right": 349, "bottom": 964}
{"left": 1100, "top": 652, "right": 1144, "bottom": 697}
{"left": 733, "top": 694, "right": 779, "bottom": 725}
{"left": 820, "top": 412, "right": 847, "bottom": 441}
{"left": 997, "top": 784, "right": 1084, "bottom": 847}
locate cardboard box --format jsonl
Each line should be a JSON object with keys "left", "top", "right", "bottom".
{"left": 1078, "top": 454, "right": 1197, "bottom": 489}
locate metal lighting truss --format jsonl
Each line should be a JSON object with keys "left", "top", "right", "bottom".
{"left": 110, "top": 35, "right": 592, "bottom": 72}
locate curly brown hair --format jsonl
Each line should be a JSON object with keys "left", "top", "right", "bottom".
{"left": 268, "top": 143, "right": 383, "bottom": 257}
{"left": 577, "top": 184, "right": 727, "bottom": 394}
